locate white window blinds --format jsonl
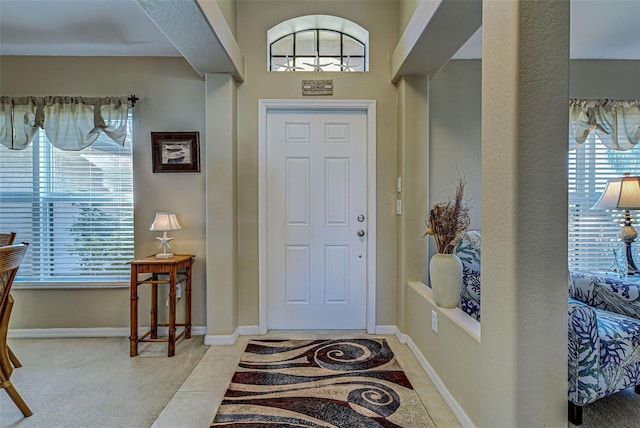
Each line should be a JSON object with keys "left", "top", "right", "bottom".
{"left": 568, "top": 134, "right": 640, "bottom": 272}
{"left": 0, "top": 113, "right": 134, "bottom": 285}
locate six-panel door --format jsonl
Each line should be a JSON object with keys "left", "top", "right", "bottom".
{"left": 266, "top": 109, "right": 367, "bottom": 329}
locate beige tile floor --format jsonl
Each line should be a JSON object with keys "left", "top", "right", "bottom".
{"left": 152, "top": 333, "right": 460, "bottom": 428}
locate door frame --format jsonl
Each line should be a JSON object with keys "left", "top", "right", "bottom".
{"left": 258, "top": 99, "right": 377, "bottom": 334}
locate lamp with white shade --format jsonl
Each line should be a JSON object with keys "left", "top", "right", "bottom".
{"left": 149, "top": 212, "right": 182, "bottom": 258}
{"left": 592, "top": 173, "right": 640, "bottom": 275}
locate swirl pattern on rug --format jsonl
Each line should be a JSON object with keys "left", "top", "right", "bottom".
{"left": 212, "top": 338, "right": 434, "bottom": 427}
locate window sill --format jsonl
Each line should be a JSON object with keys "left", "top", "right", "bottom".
{"left": 13, "top": 282, "right": 130, "bottom": 290}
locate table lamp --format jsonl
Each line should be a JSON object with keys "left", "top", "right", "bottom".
{"left": 149, "top": 212, "right": 182, "bottom": 258}
{"left": 592, "top": 173, "right": 640, "bottom": 275}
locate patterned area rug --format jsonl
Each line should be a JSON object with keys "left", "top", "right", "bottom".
{"left": 212, "top": 338, "right": 434, "bottom": 427}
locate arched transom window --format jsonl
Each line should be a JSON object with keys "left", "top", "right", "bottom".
{"left": 267, "top": 15, "right": 369, "bottom": 72}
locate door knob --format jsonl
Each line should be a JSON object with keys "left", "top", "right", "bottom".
{"left": 357, "top": 229, "right": 365, "bottom": 237}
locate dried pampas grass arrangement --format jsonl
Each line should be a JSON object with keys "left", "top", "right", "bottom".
{"left": 424, "top": 176, "right": 471, "bottom": 254}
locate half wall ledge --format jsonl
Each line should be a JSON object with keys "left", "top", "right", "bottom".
{"left": 408, "top": 281, "right": 481, "bottom": 342}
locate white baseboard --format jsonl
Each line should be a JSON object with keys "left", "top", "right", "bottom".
{"left": 374, "top": 325, "right": 396, "bottom": 335}
{"left": 406, "top": 335, "right": 476, "bottom": 428}
{"left": 375, "top": 325, "right": 408, "bottom": 344}
{"left": 204, "top": 328, "right": 239, "bottom": 345}
{"left": 8, "top": 326, "right": 207, "bottom": 339}
{"left": 9, "top": 328, "right": 128, "bottom": 338}
{"left": 238, "top": 325, "right": 260, "bottom": 335}
{"left": 204, "top": 325, "right": 408, "bottom": 347}
{"left": 204, "top": 325, "right": 261, "bottom": 345}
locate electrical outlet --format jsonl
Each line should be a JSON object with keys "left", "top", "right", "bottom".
{"left": 395, "top": 199, "right": 402, "bottom": 215}
{"left": 431, "top": 310, "right": 438, "bottom": 334}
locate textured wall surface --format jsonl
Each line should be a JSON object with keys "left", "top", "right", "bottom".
{"left": 2, "top": 56, "right": 207, "bottom": 329}
{"left": 205, "top": 74, "right": 238, "bottom": 335}
{"left": 404, "top": 55, "right": 640, "bottom": 427}
{"left": 481, "top": 1, "right": 569, "bottom": 426}
{"left": 396, "top": 75, "right": 430, "bottom": 333}
{"left": 235, "top": 0, "right": 399, "bottom": 326}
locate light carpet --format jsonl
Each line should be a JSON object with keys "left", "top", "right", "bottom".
{"left": 212, "top": 338, "right": 434, "bottom": 427}
{"left": 577, "top": 387, "right": 640, "bottom": 428}
{"left": 0, "top": 336, "right": 208, "bottom": 428}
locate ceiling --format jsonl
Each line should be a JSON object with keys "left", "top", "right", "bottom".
{"left": 0, "top": 0, "right": 181, "bottom": 57}
{"left": 454, "top": 0, "right": 640, "bottom": 60}
{"left": 0, "top": 0, "right": 638, "bottom": 60}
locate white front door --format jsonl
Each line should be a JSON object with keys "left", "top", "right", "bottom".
{"left": 265, "top": 109, "right": 368, "bottom": 329}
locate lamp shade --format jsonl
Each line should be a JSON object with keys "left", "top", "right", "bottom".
{"left": 149, "top": 212, "right": 182, "bottom": 231}
{"left": 592, "top": 175, "right": 640, "bottom": 210}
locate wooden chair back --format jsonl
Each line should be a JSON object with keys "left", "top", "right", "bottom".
{"left": 0, "top": 232, "right": 17, "bottom": 247}
{"left": 0, "top": 244, "right": 28, "bottom": 314}
{"left": 0, "top": 243, "right": 32, "bottom": 417}
{"left": 0, "top": 233, "right": 22, "bottom": 370}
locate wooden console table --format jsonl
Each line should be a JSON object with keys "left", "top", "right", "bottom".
{"left": 128, "top": 254, "right": 194, "bottom": 357}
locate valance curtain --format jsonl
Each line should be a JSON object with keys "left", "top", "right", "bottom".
{"left": 0, "top": 96, "right": 129, "bottom": 151}
{"left": 570, "top": 99, "right": 640, "bottom": 151}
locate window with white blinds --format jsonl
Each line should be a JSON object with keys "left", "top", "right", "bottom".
{"left": 568, "top": 134, "right": 640, "bottom": 272}
{"left": 0, "top": 114, "right": 134, "bottom": 286}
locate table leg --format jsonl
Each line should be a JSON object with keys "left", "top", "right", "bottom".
{"left": 168, "top": 265, "right": 177, "bottom": 357}
{"left": 151, "top": 279, "right": 158, "bottom": 339}
{"left": 129, "top": 267, "right": 138, "bottom": 357}
{"left": 185, "top": 260, "right": 192, "bottom": 339}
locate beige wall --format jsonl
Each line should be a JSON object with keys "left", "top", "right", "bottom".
{"left": 235, "top": 0, "right": 399, "bottom": 326}
{"left": 398, "top": 0, "right": 420, "bottom": 36}
{"left": 571, "top": 60, "right": 640, "bottom": 99}
{"left": 205, "top": 73, "right": 238, "bottom": 335}
{"left": 400, "top": 60, "right": 484, "bottom": 425}
{"left": 480, "top": 2, "right": 569, "bottom": 424}
{"left": 2, "top": 4, "right": 638, "bottom": 426}
{"left": 402, "top": 54, "right": 640, "bottom": 425}
{"left": 396, "top": 75, "right": 430, "bottom": 333}
{"left": 1, "top": 56, "right": 207, "bottom": 329}
{"left": 405, "top": 283, "right": 481, "bottom": 422}
{"left": 428, "top": 59, "right": 482, "bottom": 261}
{"left": 216, "top": 0, "right": 237, "bottom": 36}
{"left": 426, "top": 59, "right": 640, "bottom": 245}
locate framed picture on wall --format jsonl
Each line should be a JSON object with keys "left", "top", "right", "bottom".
{"left": 151, "top": 132, "right": 201, "bottom": 173}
